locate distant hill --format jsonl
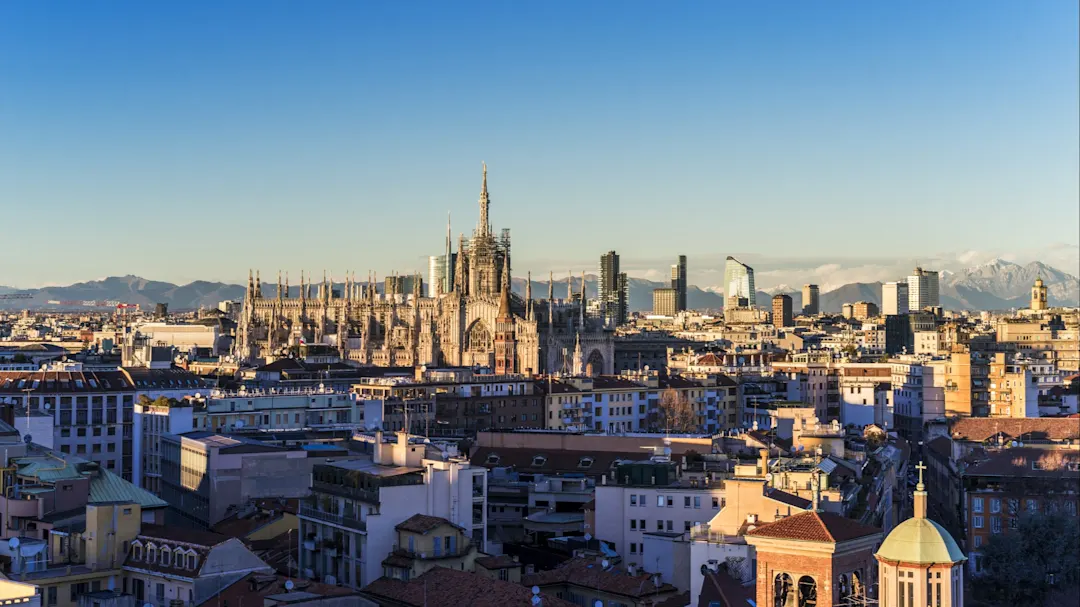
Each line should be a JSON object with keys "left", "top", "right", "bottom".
{"left": 3, "top": 259, "right": 1076, "bottom": 312}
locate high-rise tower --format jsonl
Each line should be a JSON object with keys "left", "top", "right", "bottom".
{"left": 671, "top": 255, "right": 688, "bottom": 312}
{"left": 599, "top": 251, "right": 628, "bottom": 327}
{"left": 723, "top": 256, "right": 755, "bottom": 307}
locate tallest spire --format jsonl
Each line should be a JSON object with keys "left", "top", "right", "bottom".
{"left": 478, "top": 162, "right": 490, "bottom": 236}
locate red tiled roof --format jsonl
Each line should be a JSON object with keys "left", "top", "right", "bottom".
{"left": 949, "top": 418, "right": 1080, "bottom": 442}
{"left": 697, "top": 567, "right": 754, "bottom": 607}
{"left": 746, "top": 511, "right": 880, "bottom": 543}
{"left": 395, "top": 514, "right": 455, "bottom": 534}
{"left": 362, "top": 567, "right": 575, "bottom": 607}
{"left": 523, "top": 558, "right": 680, "bottom": 599}
{"left": 475, "top": 554, "right": 520, "bottom": 570}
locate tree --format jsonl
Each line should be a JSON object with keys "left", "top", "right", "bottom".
{"left": 974, "top": 513, "right": 1080, "bottom": 606}
{"left": 656, "top": 388, "right": 699, "bottom": 433}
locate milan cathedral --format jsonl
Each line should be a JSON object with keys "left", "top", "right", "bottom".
{"left": 234, "top": 164, "right": 614, "bottom": 375}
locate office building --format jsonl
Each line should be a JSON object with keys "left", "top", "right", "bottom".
{"left": 882, "top": 281, "right": 909, "bottom": 316}
{"left": 653, "top": 288, "right": 678, "bottom": 317}
{"left": 384, "top": 274, "right": 422, "bottom": 297}
{"left": 599, "top": 251, "right": 628, "bottom": 327}
{"left": 723, "top": 257, "right": 755, "bottom": 307}
{"left": 427, "top": 255, "right": 446, "bottom": 297}
{"left": 802, "top": 284, "right": 820, "bottom": 316}
{"left": 772, "top": 294, "right": 793, "bottom": 327}
{"left": 160, "top": 432, "right": 332, "bottom": 529}
{"left": 907, "top": 267, "right": 940, "bottom": 311}
{"left": 671, "top": 255, "right": 688, "bottom": 311}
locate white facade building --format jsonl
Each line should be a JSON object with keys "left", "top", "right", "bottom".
{"left": 907, "top": 268, "right": 940, "bottom": 311}
{"left": 298, "top": 432, "right": 487, "bottom": 590}
{"left": 881, "top": 281, "right": 909, "bottom": 316}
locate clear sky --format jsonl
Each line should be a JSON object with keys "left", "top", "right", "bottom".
{"left": 2, "top": 1, "right": 1077, "bottom": 288}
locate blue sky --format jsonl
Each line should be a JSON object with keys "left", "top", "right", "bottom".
{"left": 1, "top": 1, "right": 1077, "bottom": 288}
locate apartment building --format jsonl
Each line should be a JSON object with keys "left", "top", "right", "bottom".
{"left": 987, "top": 353, "right": 1039, "bottom": 418}
{"left": 891, "top": 357, "right": 945, "bottom": 442}
{"left": 122, "top": 525, "right": 273, "bottom": 606}
{"left": 297, "top": 432, "right": 487, "bottom": 590}
{"left": 1, "top": 371, "right": 137, "bottom": 481}
{"left": 197, "top": 387, "right": 356, "bottom": 433}
{"left": 544, "top": 372, "right": 737, "bottom": 434}
{"left": 379, "top": 514, "right": 480, "bottom": 581}
{"left": 962, "top": 448, "right": 1079, "bottom": 575}
{"left": 594, "top": 459, "right": 727, "bottom": 562}
{"left": 134, "top": 397, "right": 194, "bottom": 496}
{"left": 837, "top": 364, "right": 892, "bottom": 427}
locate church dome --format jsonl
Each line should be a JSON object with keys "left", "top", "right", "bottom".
{"left": 875, "top": 517, "right": 965, "bottom": 565}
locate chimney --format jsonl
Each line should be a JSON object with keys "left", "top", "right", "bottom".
{"left": 759, "top": 448, "right": 769, "bottom": 478}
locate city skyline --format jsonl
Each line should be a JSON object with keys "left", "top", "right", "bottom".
{"left": 2, "top": 1, "right": 1077, "bottom": 287}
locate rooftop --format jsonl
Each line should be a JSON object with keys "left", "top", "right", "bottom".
{"left": 362, "top": 566, "right": 575, "bottom": 607}
{"left": 746, "top": 511, "right": 881, "bottom": 544}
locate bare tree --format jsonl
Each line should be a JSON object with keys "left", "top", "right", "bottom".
{"left": 656, "top": 388, "right": 699, "bottom": 433}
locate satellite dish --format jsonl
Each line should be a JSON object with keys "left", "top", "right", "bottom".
{"left": 285, "top": 580, "right": 294, "bottom": 591}
{"left": 584, "top": 533, "right": 592, "bottom": 541}
{"left": 765, "top": 473, "right": 773, "bottom": 483}
{"left": 235, "top": 420, "right": 245, "bottom": 429}
{"left": 194, "top": 393, "right": 202, "bottom": 400}
{"left": 532, "top": 586, "right": 540, "bottom": 595}
{"left": 601, "top": 559, "right": 610, "bottom": 569}
{"left": 23, "top": 434, "right": 32, "bottom": 444}
{"left": 531, "top": 597, "right": 540, "bottom": 606}
{"left": 595, "top": 601, "right": 604, "bottom": 607}
{"left": 8, "top": 538, "right": 19, "bottom": 549}
{"left": 43, "top": 403, "right": 50, "bottom": 410}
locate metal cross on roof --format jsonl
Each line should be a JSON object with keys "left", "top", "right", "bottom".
{"left": 915, "top": 460, "right": 927, "bottom": 488}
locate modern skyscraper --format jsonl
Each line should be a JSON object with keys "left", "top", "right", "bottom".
{"left": 802, "top": 284, "right": 820, "bottom": 316}
{"left": 670, "top": 255, "right": 688, "bottom": 311}
{"left": 907, "top": 267, "right": 940, "bottom": 311}
{"left": 428, "top": 255, "right": 446, "bottom": 297}
{"left": 723, "top": 256, "right": 755, "bottom": 307}
{"left": 599, "top": 251, "right": 628, "bottom": 327}
{"left": 653, "top": 288, "right": 677, "bottom": 316}
{"left": 772, "top": 294, "right": 793, "bottom": 327}
{"left": 881, "top": 281, "right": 909, "bottom": 316}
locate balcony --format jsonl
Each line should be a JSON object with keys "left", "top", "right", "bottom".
{"left": 312, "top": 480, "right": 381, "bottom": 505}
{"left": 392, "top": 542, "right": 473, "bottom": 560}
{"left": 299, "top": 505, "right": 367, "bottom": 532}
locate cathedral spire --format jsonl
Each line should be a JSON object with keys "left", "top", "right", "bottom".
{"left": 548, "top": 271, "right": 554, "bottom": 330}
{"left": 255, "top": 270, "right": 262, "bottom": 298}
{"left": 580, "top": 270, "right": 586, "bottom": 327}
{"left": 478, "top": 162, "right": 490, "bottom": 236}
{"left": 247, "top": 269, "right": 254, "bottom": 301}
{"left": 277, "top": 271, "right": 282, "bottom": 301}
{"left": 526, "top": 271, "right": 534, "bottom": 321}
{"left": 285, "top": 271, "right": 289, "bottom": 299}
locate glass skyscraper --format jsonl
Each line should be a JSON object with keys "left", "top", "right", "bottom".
{"left": 723, "top": 256, "right": 756, "bottom": 307}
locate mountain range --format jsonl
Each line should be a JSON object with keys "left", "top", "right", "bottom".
{"left": 1, "top": 260, "right": 1076, "bottom": 313}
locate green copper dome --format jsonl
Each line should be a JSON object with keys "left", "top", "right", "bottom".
{"left": 875, "top": 517, "right": 966, "bottom": 565}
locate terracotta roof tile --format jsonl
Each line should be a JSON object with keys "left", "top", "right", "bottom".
{"left": 395, "top": 514, "right": 454, "bottom": 534}
{"left": 523, "top": 558, "right": 680, "bottom": 599}
{"left": 948, "top": 418, "right": 1080, "bottom": 442}
{"left": 746, "top": 511, "right": 880, "bottom": 543}
{"left": 362, "top": 567, "right": 575, "bottom": 607}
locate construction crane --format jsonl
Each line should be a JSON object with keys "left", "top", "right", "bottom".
{"left": 0, "top": 293, "right": 32, "bottom": 300}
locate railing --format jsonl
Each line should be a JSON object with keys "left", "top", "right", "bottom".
{"left": 689, "top": 527, "right": 742, "bottom": 544}
{"left": 393, "top": 543, "right": 473, "bottom": 560}
{"left": 299, "top": 505, "right": 367, "bottom": 532}
{"left": 312, "top": 480, "right": 381, "bottom": 504}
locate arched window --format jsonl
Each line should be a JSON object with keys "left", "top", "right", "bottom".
{"left": 774, "top": 573, "right": 794, "bottom": 607}
{"left": 797, "top": 575, "right": 817, "bottom": 607}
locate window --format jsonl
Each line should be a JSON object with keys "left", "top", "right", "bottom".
{"left": 630, "top": 520, "right": 637, "bottom": 530}
{"left": 657, "top": 496, "right": 665, "bottom": 507}
{"left": 630, "top": 542, "right": 637, "bottom": 554}
{"left": 639, "top": 494, "right": 646, "bottom": 506}
{"left": 694, "top": 497, "right": 701, "bottom": 509}
{"left": 974, "top": 535, "right": 982, "bottom": 548}
{"left": 147, "top": 544, "right": 157, "bottom": 563}
{"left": 973, "top": 515, "right": 983, "bottom": 529}
{"left": 188, "top": 552, "right": 197, "bottom": 569}
{"left": 991, "top": 517, "right": 1001, "bottom": 534}
{"left": 666, "top": 520, "right": 673, "bottom": 531}
{"left": 531, "top": 455, "right": 547, "bottom": 467}
{"left": 630, "top": 495, "right": 637, "bottom": 507}
{"left": 990, "top": 498, "right": 1001, "bottom": 514}
{"left": 47, "top": 587, "right": 57, "bottom": 606}
{"left": 1026, "top": 499, "right": 1038, "bottom": 514}
{"left": 657, "top": 520, "right": 663, "bottom": 531}
{"left": 972, "top": 497, "right": 983, "bottom": 513}
{"left": 712, "top": 497, "right": 719, "bottom": 508}
{"left": 640, "top": 519, "right": 645, "bottom": 529}
{"left": 133, "top": 542, "right": 142, "bottom": 561}
{"left": 684, "top": 496, "right": 691, "bottom": 508}
{"left": 666, "top": 496, "right": 674, "bottom": 508}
